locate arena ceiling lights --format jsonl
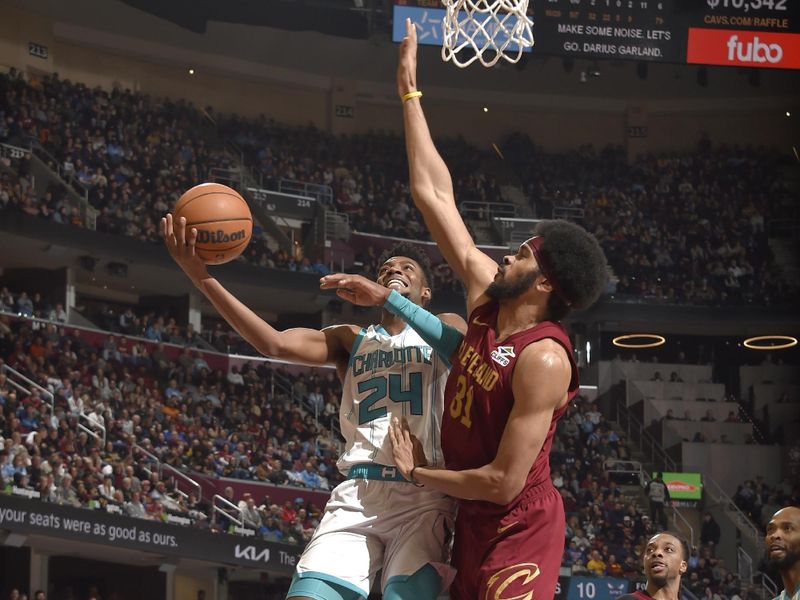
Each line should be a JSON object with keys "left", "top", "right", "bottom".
{"left": 612, "top": 334, "right": 666, "bottom": 349}
{"left": 742, "top": 335, "right": 798, "bottom": 351}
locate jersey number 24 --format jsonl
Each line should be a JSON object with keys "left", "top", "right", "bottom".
{"left": 357, "top": 373, "right": 423, "bottom": 424}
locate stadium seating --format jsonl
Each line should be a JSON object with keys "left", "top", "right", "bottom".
{"left": 553, "top": 398, "right": 761, "bottom": 599}
{"left": 2, "top": 70, "right": 796, "bottom": 306}
{"left": 0, "top": 301, "right": 341, "bottom": 544}
{"left": 734, "top": 476, "right": 800, "bottom": 531}
{"left": 1, "top": 298, "right": 769, "bottom": 598}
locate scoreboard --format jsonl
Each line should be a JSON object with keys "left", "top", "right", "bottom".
{"left": 392, "top": 0, "right": 800, "bottom": 69}
{"left": 532, "top": 0, "right": 680, "bottom": 63}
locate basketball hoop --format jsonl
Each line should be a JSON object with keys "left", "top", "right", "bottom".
{"left": 441, "top": 0, "right": 534, "bottom": 68}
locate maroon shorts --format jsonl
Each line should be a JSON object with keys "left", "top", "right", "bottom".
{"left": 449, "top": 482, "right": 565, "bottom": 600}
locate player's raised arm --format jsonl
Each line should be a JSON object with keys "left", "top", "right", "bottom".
{"left": 162, "top": 214, "right": 354, "bottom": 367}
{"left": 398, "top": 19, "right": 497, "bottom": 313}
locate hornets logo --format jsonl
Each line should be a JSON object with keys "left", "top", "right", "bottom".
{"left": 484, "top": 563, "right": 541, "bottom": 600}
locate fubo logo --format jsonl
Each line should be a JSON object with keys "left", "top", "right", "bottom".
{"left": 687, "top": 28, "right": 800, "bottom": 70}
{"left": 726, "top": 34, "right": 783, "bottom": 63}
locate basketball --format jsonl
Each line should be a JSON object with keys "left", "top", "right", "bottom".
{"left": 173, "top": 182, "right": 253, "bottom": 265}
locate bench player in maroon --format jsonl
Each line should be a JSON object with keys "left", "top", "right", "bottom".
{"left": 321, "top": 20, "right": 609, "bottom": 599}
{"left": 618, "top": 531, "right": 689, "bottom": 600}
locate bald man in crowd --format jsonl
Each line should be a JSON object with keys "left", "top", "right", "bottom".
{"left": 766, "top": 506, "right": 800, "bottom": 600}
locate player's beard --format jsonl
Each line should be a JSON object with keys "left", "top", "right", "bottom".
{"left": 485, "top": 267, "right": 539, "bottom": 300}
{"left": 765, "top": 546, "right": 800, "bottom": 571}
{"left": 649, "top": 570, "right": 671, "bottom": 589}
{"left": 647, "top": 559, "right": 681, "bottom": 589}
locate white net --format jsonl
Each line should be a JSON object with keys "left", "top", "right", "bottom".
{"left": 441, "top": 0, "right": 533, "bottom": 68}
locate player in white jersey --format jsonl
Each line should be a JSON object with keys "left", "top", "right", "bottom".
{"left": 161, "top": 214, "right": 464, "bottom": 600}
{"left": 298, "top": 320, "right": 455, "bottom": 599}
{"left": 338, "top": 323, "right": 447, "bottom": 472}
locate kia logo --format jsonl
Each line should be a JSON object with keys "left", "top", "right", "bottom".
{"left": 234, "top": 544, "right": 270, "bottom": 562}
{"left": 726, "top": 35, "right": 783, "bottom": 64}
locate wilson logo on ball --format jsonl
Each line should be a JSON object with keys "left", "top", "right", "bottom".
{"left": 196, "top": 229, "right": 247, "bottom": 244}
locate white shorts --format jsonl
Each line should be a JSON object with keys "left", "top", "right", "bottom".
{"left": 295, "top": 477, "right": 457, "bottom": 597}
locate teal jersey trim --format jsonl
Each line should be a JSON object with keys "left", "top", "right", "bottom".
{"left": 346, "top": 327, "right": 367, "bottom": 372}
{"left": 291, "top": 570, "right": 369, "bottom": 599}
{"left": 346, "top": 463, "right": 411, "bottom": 483}
{"left": 383, "top": 564, "right": 442, "bottom": 600}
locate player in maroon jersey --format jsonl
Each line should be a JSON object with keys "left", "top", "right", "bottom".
{"left": 619, "top": 531, "right": 689, "bottom": 600}
{"left": 319, "top": 19, "right": 608, "bottom": 600}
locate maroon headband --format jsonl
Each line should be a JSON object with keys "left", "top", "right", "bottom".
{"left": 521, "top": 236, "right": 571, "bottom": 306}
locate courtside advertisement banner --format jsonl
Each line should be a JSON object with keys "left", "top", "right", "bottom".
{"left": 687, "top": 28, "right": 800, "bottom": 69}
{"left": 0, "top": 494, "right": 302, "bottom": 573}
{"left": 659, "top": 472, "right": 703, "bottom": 501}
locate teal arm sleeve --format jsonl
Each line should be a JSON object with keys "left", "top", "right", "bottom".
{"left": 383, "top": 290, "right": 464, "bottom": 365}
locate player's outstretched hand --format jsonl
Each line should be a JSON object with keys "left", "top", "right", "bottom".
{"left": 389, "top": 417, "right": 427, "bottom": 481}
{"left": 161, "top": 213, "right": 209, "bottom": 287}
{"left": 320, "top": 273, "right": 391, "bottom": 307}
{"left": 397, "top": 18, "right": 418, "bottom": 98}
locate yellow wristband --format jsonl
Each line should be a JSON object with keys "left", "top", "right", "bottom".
{"left": 401, "top": 90, "right": 422, "bottom": 103}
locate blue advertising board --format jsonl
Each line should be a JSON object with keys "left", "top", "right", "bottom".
{"left": 567, "top": 576, "right": 630, "bottom": 600}
{"left": 554, "top": 575, "right": 571, "bottom": 600}
{"left": 392, "top": 4, "right": 533, "bottom": 53}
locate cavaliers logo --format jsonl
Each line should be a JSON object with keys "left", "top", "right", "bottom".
{"left": 484, "top": 563, "right": 541, "bottom": 600}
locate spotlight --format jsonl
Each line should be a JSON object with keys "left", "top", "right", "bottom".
{"left": 786, "top": 111, "right": 791, "bottom": 117}
{"left": 483, "top": 107, "right": 489, "bottom": 113}
{"left": 612, "top": 334, "right": 666, "bottom": 349}
{"left": 743, "top": 335, "right": 798, "bottom": 350}
{"left": 188, "top": 68, "right": 195, "bottom": 75}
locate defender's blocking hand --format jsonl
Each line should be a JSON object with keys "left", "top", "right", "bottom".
{"left": 388, "top": 417, "right": 427, "bottom": 481}
{"left": 320, "top": 273, "right": 391, "bottom": 307}
{"left": 397, "top": 18, "right": 418, "bottom": 98}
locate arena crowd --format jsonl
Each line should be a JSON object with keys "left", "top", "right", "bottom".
{"left": 0, "top": 301, "right": 776, "bottom": 599}
{"left": 2, "top": 70, "right": 795, "bottom": 306}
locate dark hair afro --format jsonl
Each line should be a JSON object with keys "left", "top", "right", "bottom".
{"left": 377, "top": 242, "right": 434, "bottom": 291}
{"left": 533, "top": 220, "right": 607, "bottom": 320}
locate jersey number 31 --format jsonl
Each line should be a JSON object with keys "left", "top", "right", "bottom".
{"left": 358, "top": 373, "right": 423, "bottom": 424}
